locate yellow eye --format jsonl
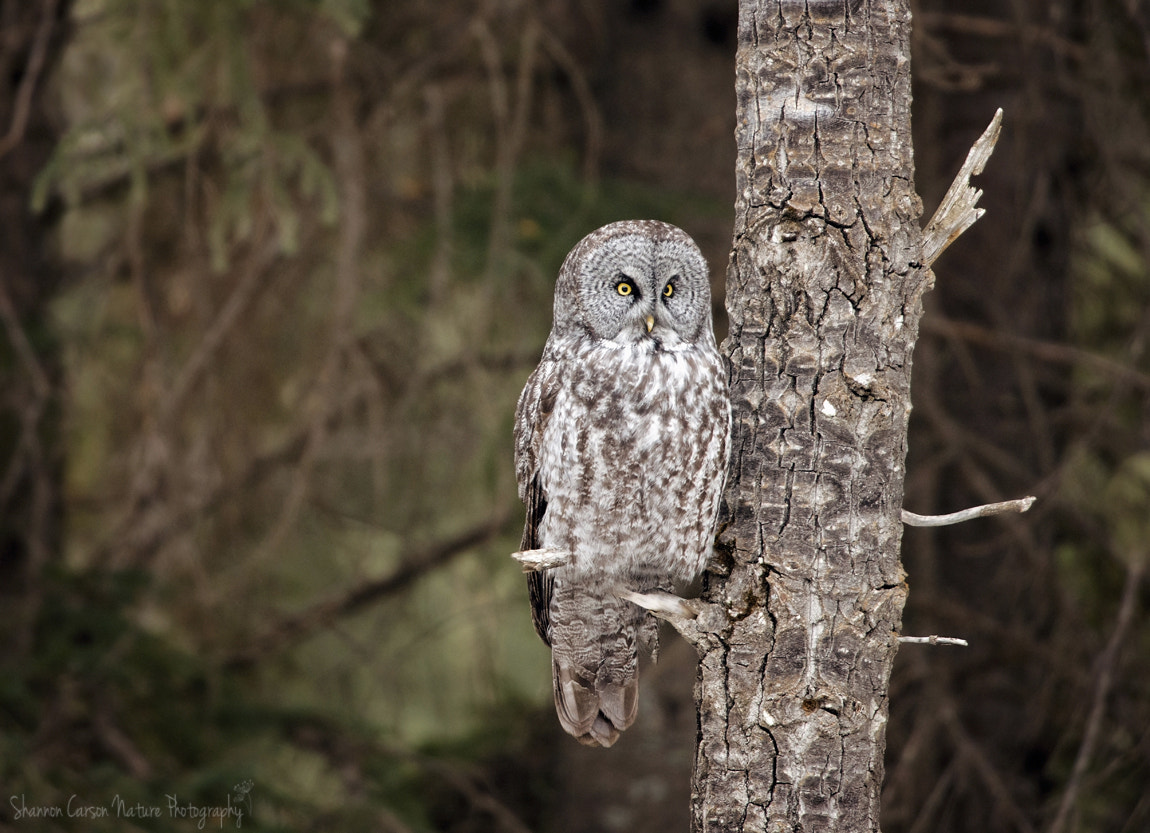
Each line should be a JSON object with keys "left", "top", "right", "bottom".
{"left": 616, "top": 281, "right": 633, "bottom": 296}
{"left": 663, "top": 283, "right": 674, "bottom": 298}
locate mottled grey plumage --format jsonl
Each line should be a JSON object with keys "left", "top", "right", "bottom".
{"left": 514, "top": 220, "right": 731, "bottom": 747}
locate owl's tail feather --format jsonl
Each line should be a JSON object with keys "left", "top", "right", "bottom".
{"left": 550, "top": 589, "right": 642, "bottom": 747}
{"left": 552, "top": 658, "right": 637, "bottom": 747}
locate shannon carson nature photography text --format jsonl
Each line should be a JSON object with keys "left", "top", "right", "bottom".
{"left": 9, "top": 792, "right": 246, "bottom": 829}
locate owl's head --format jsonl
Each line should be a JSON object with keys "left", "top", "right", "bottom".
{"left": 552, "top": 220, "right": 714, "bottom": 348}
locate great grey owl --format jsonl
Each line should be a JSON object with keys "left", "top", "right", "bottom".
{"left": 513, "top": 220, "right": 731, "bottom": 747}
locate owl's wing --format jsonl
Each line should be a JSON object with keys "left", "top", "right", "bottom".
{"left": 514, "top": 359, "right": 560, "bottom": 645}
{"left": 521, "top": 477, "right": 554, "bottom": 645}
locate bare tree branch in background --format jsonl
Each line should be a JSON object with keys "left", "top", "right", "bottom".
{"left": 0, "top": 0, "right": 58, "bottom": 159}
{"left": 226, "top": 512, "right": 512, "bottom": 670}
{"left": 1047, "top": 564, "right": 1144, "bottom": 833}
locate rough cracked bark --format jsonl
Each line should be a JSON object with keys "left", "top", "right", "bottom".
{"left": 693, "top": 1, "right": 926, "bottom": 831}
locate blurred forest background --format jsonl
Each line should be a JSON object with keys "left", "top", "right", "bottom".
{"left": 0, "top": 0, "right": 1148, "bottom": 831}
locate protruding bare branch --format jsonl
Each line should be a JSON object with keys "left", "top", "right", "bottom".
{"left": 511, "top": 547, "right": 570, "bottom": 572}
{"left": 921, "top": 108, "right": 1004, "bottom": 267}
{"left": 898, "top": 635, "right": 970, "bottom": 647}
{"left": 617, "top": 588, "right": 699, "bottom": 619}
{"left": 617, "top": 589, "right": 725, "bottom": 652}
{"left": 902, "top": 495, "right": 1035, "bottom": 527}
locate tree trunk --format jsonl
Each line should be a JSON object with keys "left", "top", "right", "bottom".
{"left": 695, "top": 2, "right": 926, "bottom": 830}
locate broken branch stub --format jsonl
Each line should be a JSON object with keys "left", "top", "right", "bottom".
{"left": 921, "top": 108, "right": 1004, "bottom": 268}
{"left": 510, "top": 548, "right": 570, "bottom": 572}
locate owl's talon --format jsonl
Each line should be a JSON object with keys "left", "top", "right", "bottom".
{"left": 511, "top": 548, "right": 571, "bottom": 572}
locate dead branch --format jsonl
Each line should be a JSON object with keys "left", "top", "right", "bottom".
{"left": 225, "top": 512, "right": 512, "bottom": 670}
{"left": 921, "top": 108, "right": 1003, "bottom": 267}
{"left": 424, "top": 83, "right": 454, "bottom": 308}
{"left": 537, "top": 23, "right": 603, "bottom": 180}
{"left": 1047, "top": 564, "right": 1144, "bottom": 833}
{"left": 898, "top": 635, "right": 970, "bottom": 647}
{"left": 240, "top": 37, "right": 370, "bottom": 575}
{"left": 940, "top": 701, "right": 1039, "bottom": 833}
{"left": 0, "top": 273, "right": 52, "bottom": 511}
{"left": 0, "top": 273, "right": 53, "bottom": 628}
{"left": 902, "top": 496, "right": 1035, "bottom": 527}
{"left": 617, "top": 588, "right": 700, "bottom": 619}
{"left": 0, "top": 0, "right": 59, "bottom": 159}
{"left": 923, "top": 316, "right": 1150, "bottom": 392}
{"left": 92, "top": 706, "right": 153, "bottom": 781}
{"left": 0, "top": 275, "right": 51, "bottom": 399}
{"left": 419, "top": 758, "right": 535, "bottom": 833}
{"left": 289, "top": 715, "right": 532, "bottom": 833}
{"left": 918, "top": 12, "right": 1087, "bottom": 63}
{"left": 617, "top": 588, "right": 724, "bottom": 652}
{"left": 159, "top": 230, "right": 280, "bottom": 426}
{"left": 474, "top": 15, "right": 538, "bottom": 280}
{"left": 510, "top": 547, "right": 570, "bottom": 572}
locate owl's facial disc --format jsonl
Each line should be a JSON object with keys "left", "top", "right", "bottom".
{"left": 562, "top": 223, "right": 712, "bottom": 347}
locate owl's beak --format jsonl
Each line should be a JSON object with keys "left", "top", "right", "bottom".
{"left": 645, "top": 315, "right": 655, "bottom": 333}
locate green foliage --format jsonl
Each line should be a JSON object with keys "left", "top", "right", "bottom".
{"left": 1073, "top": 207, "right": 1150, "bottom": 356}
{"left": 1065, "top": 205, "right": 1150, "bottom": 570}
{"left": 1102, "top": 454, "right": 1150, "bottom": 568}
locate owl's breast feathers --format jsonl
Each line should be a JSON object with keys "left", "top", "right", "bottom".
{"left": 517, "top": 335, "right": 730, "bottom": 592}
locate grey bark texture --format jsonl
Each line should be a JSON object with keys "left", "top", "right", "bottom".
{"left": 694, "top": 1, "right": 927, "bottom": 831}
